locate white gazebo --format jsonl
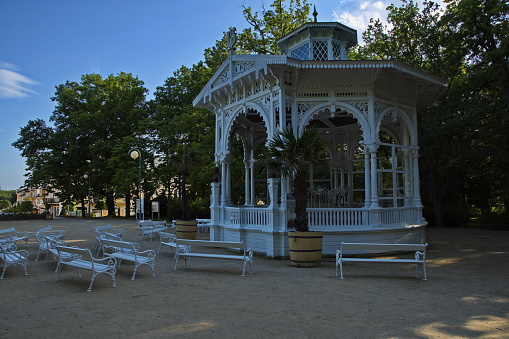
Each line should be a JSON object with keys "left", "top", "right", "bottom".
{"left": 193, "top": 20, "right": 447, "bottom": 257}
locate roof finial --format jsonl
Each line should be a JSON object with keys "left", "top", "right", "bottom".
{"left": 313, "top": 5, "right": 318, "bottom": 22}
{"left": 227, "top": 27, "right": 237, "bottom": 56}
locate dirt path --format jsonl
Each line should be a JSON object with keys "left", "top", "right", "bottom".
{"left": 1, "top": 218, "right": 508, "bottom": 338}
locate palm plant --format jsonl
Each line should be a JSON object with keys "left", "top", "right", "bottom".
{"left": 267, "top": 126, "right": 326, "bottom": 232}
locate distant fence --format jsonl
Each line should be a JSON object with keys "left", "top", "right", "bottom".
{"left": 0, "top": 214, "right": 46, "bottom": 221}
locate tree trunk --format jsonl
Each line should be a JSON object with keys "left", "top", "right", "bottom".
{"left": 293, "top": 169, "right": 309, "bottom": 232}
{"left": 125, "top": 193, "right": 131, "bottom": 218}
{"left": 106, "top": 193, "right": 115, "bottom": 217}
{"left": 181, "top": 174, "right": 189, "bottom": 220}
{"left": 81, "top": 198, "right": 86, "bottom": 218}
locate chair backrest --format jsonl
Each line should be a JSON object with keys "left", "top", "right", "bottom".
{"left": 101, "top": 239, "right": 137, "bottom": 254}
{"left": 92, "top": 224, "right": 112, "bottom": 235}
{"left": 159, "top": 232, "right": 176, "bottom": 242}
{"left": 0, "top": 228, "right": 16, "bottom": 235}
{"left": 56, "top": 245, "right": 92, "bottom": 261}
{"left": 38, "top": 226, "right": 53, "bottom": 234}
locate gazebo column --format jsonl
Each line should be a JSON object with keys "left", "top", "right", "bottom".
{"left": 363, "top": 145, "right": 371, "bottom": 207}
{"left": 220, "top": 160, "right": 227, "bottom": 207}
{"left": 369, "top": 145, "right": 379, "bottom": 208}
{"left": 225, "top": 159, "right": 232, "bottom": 205}
{"left": 244, "top": 160, "right": 251, "bottom": 206}
{"left": 250, "top": 159, "right": 256, "bottom": 205}
{"left": 411, "top": 148, "right": 423, "bottom": 208}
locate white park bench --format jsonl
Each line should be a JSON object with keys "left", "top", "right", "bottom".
{"left": 100, "top": 238, "right": 156, "bottom": 280}
{"left": 34, "top": 227, "right": 65, "bottom": 261}
{"left": 0, "top": 227, "right": 29, "bottom": 247}
{"left": 37, "top": 226, "right": 65, "bottom": 240}
{"left": 0, "top": 243, "right": 29, "bottom": 279}
{"left": 196, "top": 219, "right": 211, "bottom": 233}
{"left": 94, "top": 231, "right": 123, "bottom": 256}
{"left": 138, "top": 220, "right": 168, "bottom": 241}
{"left": 158, "top": 232, "right": 189, "bottom": 259}
{"left": 55, "top": 245, "right": 117, "bottom": 292}
{"left": 174, "top": 239, "right": 253, "bottom": 276}
{"left": 92, "top": 224, "right": 124, "bottom": 250}
{"left": 41, "top": 235, "right": 68, "bottom": 263}
{"left": 336, "top": 242, "right": 428, "bottom": 280}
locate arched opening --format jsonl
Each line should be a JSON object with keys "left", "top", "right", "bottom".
{"left": 228, "top": 108, "right": 268, "bottom": 206}
{"left": 305, "top": 108, "right": 365, "bottom": 208}
{"left": 377, "top": 111, "right": 414, "bottom": 208}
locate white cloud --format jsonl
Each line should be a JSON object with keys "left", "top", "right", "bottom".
{"left": 0, "top": 61, "right": 39, "bottom": 99}
{"left": 333, "top": 0, "right": 390, "bottom": 35}
{"left": 332, "top": 0, "right": 445, "bottom": 43}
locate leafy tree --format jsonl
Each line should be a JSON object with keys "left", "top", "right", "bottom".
{"left": 0, "top": 190, "right": 15, "bottom": 210}
{"left": 204, "top": 0, "right": 311, "bottom": 70}
{"left": 354, "top": 0, "right": 509, "bottom": 226}
{"left": 13, "top": 73, "right": 148, "bottom": 215}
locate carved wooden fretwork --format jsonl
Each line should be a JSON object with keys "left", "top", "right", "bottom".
{"left": 255, "top": 95, "right": 271, "bottom": 115}
{"left": 350, "top": 102, "right": 369, "bottom": 120}
{"left": 235, "top": 62, "right": 255, "bottom": 76}
{"left": 213, "top": 68, "right": 229, "bottom": 88}
{"left": 298, "top": 92, "right": 329, "bottom": 98}
{"left": 336, "top": 91, "right": 368, "bottom": 97}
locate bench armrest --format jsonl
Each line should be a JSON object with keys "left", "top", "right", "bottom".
{"left": 137, "top": 249, "right": 157, "bottom": 258}
{"left": 14, "top": 231, "right": 29, "bottom": 238}
{"left": 92, "top": 256, "right": 118, "bottom": 268}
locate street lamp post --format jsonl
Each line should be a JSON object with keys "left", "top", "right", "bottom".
{"left": 129, "top": 148, "right": 143, "bottom": 220}
{"left": 83, "top": 173, "right": 91, "bottom": 217}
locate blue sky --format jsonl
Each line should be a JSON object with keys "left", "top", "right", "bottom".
{"left": 0, "top": 0, "right": 440, "bottom": 191}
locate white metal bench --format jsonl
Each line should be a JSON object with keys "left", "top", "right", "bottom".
{"left": 100, "top": 239, "right": 156, "bottom": 280}
{"left": 55, "top": 245, "right": 117, "bottom": 292}
{"left": 138, "top": 220, "right": 168, "bottom": 241}
{"left": 158, "top": 232, "right": 189, "bottom": 259}
{"left": 41, "top": 235, "right": 68, "bottom": 263}
{"left": 92, "top": 224, "right": 124, "bottom": 250}
{"left": 37, "top": 226, "right": 65, "bottom": 240}
{"left": 0, "top": 243, "right": 29, "bottom": 279}
{"left": 35, "top": 227, "right": 65, "bottom": 261}
{"left": 336, "top": 242, "right": 428, "bottom": 280}
{"left": 0, "top": 227, "right": 29, "bottom": 247}
{"left": 196, "top": 219, "right": 211, "bottom": 233}
{"left": 174, "top": 239, "right": 253, "bottom": 276}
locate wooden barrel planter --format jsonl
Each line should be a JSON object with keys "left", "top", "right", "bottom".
{"left": 288, "top": 231, "right": 323, "bottom": 267}
{"left": 176, "top": 220, "right": 198, "bottom": 240}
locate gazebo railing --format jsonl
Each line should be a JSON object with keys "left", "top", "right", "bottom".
{"left": 380, "top": 207, "right": 422, "bottom": 225}
{"left": 223, "top": 206, "right": 423, "bottom": 229}
{"left": 307, "top": 208, "right": 368, "bottom": 228}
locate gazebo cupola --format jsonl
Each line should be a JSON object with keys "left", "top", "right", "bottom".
{"left": 276, "top": 18, "right": 357, "bottom": 61}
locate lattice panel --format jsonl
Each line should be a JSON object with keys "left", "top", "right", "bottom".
{"left": 312, "top": 41, "right": 328, "bottom": 61}
{"left": 332, "top": 42, "right": 342, "bottom": 60}
{"left": 291, "top": 44, "right": 310, "bottom": 60}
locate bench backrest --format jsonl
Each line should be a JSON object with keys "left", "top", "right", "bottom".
{"left": 93, "top": 225, "right": 113, "bottom": 233}
{"left": 139, "top": 220, "right": 155, "bottom": 227}
{"left": 176, "top": 239, "right": 245, "bottom": 251}
{"left": 340, "top": 242, "right": 427, "bottom": 253}
{"left": 101, "top": 239, "right": 138, "bottom": 253}
{"left": 38, "top": 226, "right": 53, "bottom": 233}
{"left": 0, "top": 228, "right": 16, "bottom": 235}
{"left": 56, "top": 245, "right": 93, "bottom": 261}
{"left": 159, "top": 232, "right": 176, "bottom": 241}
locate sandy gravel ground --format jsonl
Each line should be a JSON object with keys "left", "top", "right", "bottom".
{"left": 0, "top": 217, "right": 508, "bottom": 338}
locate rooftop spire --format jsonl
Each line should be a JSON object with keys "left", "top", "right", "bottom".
{"left": 313, "top": 5, "right": 318, "bottom": 22}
